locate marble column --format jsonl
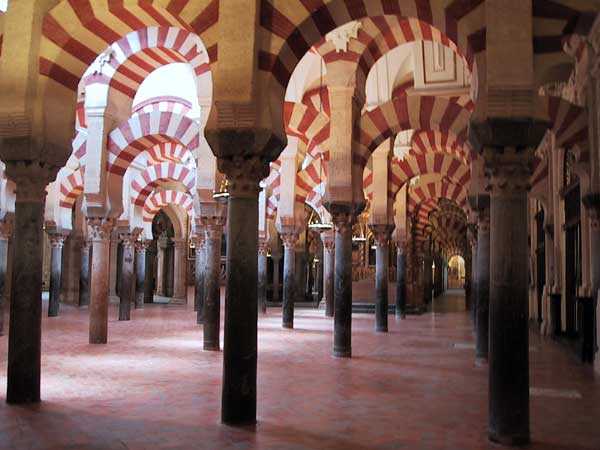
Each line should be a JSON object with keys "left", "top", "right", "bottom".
{"left": 144, "top": 243, "right": 155, "bottom": 304}
{"left": 87, "top": 218, "right": 114, "bottom": 344}
{"left": 280, "top": 229, "right": 299, "bottom": 329}
{"left": 583, "top": 194, "right": 600, "bottom": 358}
{"left": 271, "top": 254, "right": 281, "bottom": 303}
{"left": 134, "top": 241, "right": 146, "bottom": 309}
{"left": 395, "top": 241, "right": 407, "bottom": 319}
{"left": 118, "top": 234, "right": 136, "bottom": 321}
{"left": 316, "top": 237, "right": 324, "bottom": 303}
{"left": 201, "top": 217, "right": 225, "bottom": 351}
{"left": 0, "top": 222, "right": 11, "bottom": 336}
{"left": 6, "top": 163, "right": 51, "bottom": 404}
{"left": 371, "top": 225, "right": 393, "bottom": 332}
{"left": 109, "top": 238, "right": 118, "bottom": 298}
{"left": 156, "top": 233, "right": 168, "bottom": 297}
{"left": 486, "top": 149, "right": 534, "bottom": 446}
{"left": 47, "top": 233, "right": 66, "bottom": 317}
{"left": 219, "top": 155, "right": 266, "bottom": 426}
{"left": 194, "top": 233, "right": 206, "bottom": 323}
{"left": 79, "top": 240, "right": 91, "bottom": 306}
{"left": 423, "top": 255, "right": 433, "bottom": 304}
{"left": 468, "top": 224, "right": 478, "bottom": 324}
{"left": 172, "top": 238, "right": 187, "bottom": 300}
{"left": 476, "top": 199, "right": 491, "bottom": 362}
{"left": 331, "top": 209, "right": 356, "bottom": 358}
{"left": 257, "top": 238, "right": 268, "bottom": 314}
{"left": 321, "top": 230, "right": 335, "bottom": 317}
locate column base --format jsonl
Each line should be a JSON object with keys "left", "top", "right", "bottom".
{"left": 333, "top": 348, "right": 351, "bottom": 358}
{"left": 89, "top": 338, "right": 107, "bottom": 345}
{"left": 489, "top": 432, "right": 530, "bottom": 447}
{"left": 396, "top": 313, "right": 406, "bottom": 319}
{"left": 376, "top": 326, "right": 388, "bottom": 333}
{"left": 282, "top": 322, "right": 293, "bottom": 329}
{"left": 221, "top": 418, "right": 258, "bottom": 427}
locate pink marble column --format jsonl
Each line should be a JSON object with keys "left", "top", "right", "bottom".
{"left": 87, "top": 218, "right": 114, "bottom": 344}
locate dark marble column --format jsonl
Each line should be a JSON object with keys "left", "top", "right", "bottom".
{"left": 487, "top": 154, "right": 532, "bottom": 445}
{"left": 47, "top": 233, "right": 66, "bottom": 317}
{"left": 201, "top": 216, "right": 225, "bottom": 351}
{"left": 79, "top": 240, "right": 91, "bottom": 306}
{"left": 476, "top": 199, "right": 491, "bottom": 362}
{"left": 468, "top": 224, "right": 478, "bottom": 324}
{"left": 395, "top": 240, "right": 407, "bottom": 319}
{"left": 194, "top": 231, "right": 206, "bottom": 321}
{"left": 144, "top": 243, "right": 155, "bottom": 304}
{"left": 6, "top": 163, "right": 53, "bottom": 403}
{"left": 134, "top": 241, "right": 146, "bottom": 309}
{"left": 257, "top": 238, "right": 268, "bottom": 314}
{"left": 280, "top": 229, "right": 299, "bottom": 329}
{"left": 271, "top": 254, "right": 281, "bottom": 303}
{"left": 87, "top": 218, "right": 114, "bottom": 344}
{"left": 330, "top": 208, "right": 356, "bottom": 358}
{"left": 0, "top": 222, "right": 10, "bottom": 336}
{"left": 370, "top": 225, "right": 394, "bottom": 332}
{"left": 118, "top": 234, "right": 136, "bottom": 321}
{"left": 217, "top": 152, "right": 270, "bottom": 426}
{"left": 321, "top": 230, "right": 335, "bottom": 317}
{"left": 423, "top": 255, "right": 433, "bottom": 304}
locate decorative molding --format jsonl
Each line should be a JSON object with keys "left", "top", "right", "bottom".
{"left": 91, "top": 47, "right": 114, "bottom": 76}
{"left": 325, "top": 21, "right": 362, "bottom": 53}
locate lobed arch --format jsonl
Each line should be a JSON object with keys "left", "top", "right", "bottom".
{"left": 130, "top": 162, "right": 196, "bottom": 207}
{"left": 356, "top": 94, "right": 471, "bottom": 168}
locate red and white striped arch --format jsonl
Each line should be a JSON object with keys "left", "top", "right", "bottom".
{"left": 259, "top": 0, "right": 486, "bottom": 93}
{"left": 107, "top": 111, "right": 200, "bottom": 177}
{"left": 295, "top": 157, "right": 328, "bottom": 204}
{"left": 145, "top": 142, "right": 194, "bottom": 166}
{"left": 410, "top": 130, "right": 471, "bottom": 164}
{"left": 58, "top": 167, "right": 85, "bottom": 209}
{"left": 131, "top": 162, "right": 196, "bottom": 207}
{"left": 389, "top": 153, "right": 471, "bottom": 201}
{"left": 535, "top": 95, "right": 588, "bottom": 149}
{"left": 357, "top": 95, "right": 471, "bottom": 168}
{"left": 284, "top": 101, "right": 331, "bottom": 160}
{"left": 40, "top": 0, "right": 220, "bottom": 93}
{"left": 408, "top": 179, "right": 468, "bottom": 214}
{"left": 142, "top": 190, "right": 193, "bottom": 223}
{"left": 132, "top": 97, "right": 193, "bottom": 118}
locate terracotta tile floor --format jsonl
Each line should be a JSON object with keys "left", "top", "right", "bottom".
{"left": 0, "top": 288, "right": 598, "bottom": 450}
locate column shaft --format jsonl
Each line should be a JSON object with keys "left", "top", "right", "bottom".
{"left": 257, "top": 240, "right": 268, "bottom": 314}
{"left": 79, "top": 241, "right": 91, "bottom": 306}
{"left": 476, "top": 206, "right": 490, "bottom": 361}
{"left": 371, "top": 225, "right": 393, "bottom": 332}
{"left": 203, "top": 219, "right": 224, "bottom": 351}
{"left": 221, "top": 182, "right": 259, "bottom": 425}
{"left": 195, "top": 236, "right": 206, "bottom": 323}
{"left": 144, "top": 246, "right": 154, "bottom": 304}
{"left": 396, "top": 243, "right": 406, "bottom": 319}
{"left": 135, "top": 243, "right": 146, "bottom": 309}
{"left": 281, "top": 233, "right": 297, "bottom": 329}
{"left": 0, "top": 233, "right": 9, "bottom": 335}
{"left": 272, "top": 256, "right": 281, "bottom": 303}
{"left": 118, "top": 236, "right": 135, "bottom": 321}
{"left": 88, "top": 219, "right": 113, "bottom": 344}
{"left": 173, "top": 239, "right": 186, "bottom": 300}
{"left": 332, "top": 213, "right": 354, "bottom": 358}
{"left": 48, "top": 235, "right": 65, "bottom": 317}
{"left": 321, "top": 232, "right": 335, "bottom": 318}
{"left": 6, "top": 186, "right": 45, "bottom": 403}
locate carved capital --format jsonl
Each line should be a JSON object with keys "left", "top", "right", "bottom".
{"left": 280, "top": 225, "right": 300, "bottom": 249}
{"left": 4, "top": 159, "right": 58, "bottom": 203}
{"left": 200, "top": 216, "right": 226, "bottom": 239}
{"left": 192, "top": 231, "right": 206, "bottom": 249}
{"left": 119, "top": 233, "right": 138, "bottom": 249}
{"left": 258, "top": 239, "right": 269, "bottom": 256}
{"left": 331, "top": 211, "right": 357, "bottom": 235}
{"left": 484, "top": 147, "right": 535, "bottom": 195}
{"left": 135, "top": 240, "right": 148, "bottom": 253}
{"left": 476, "top": 204, "right": 490, "bottom": 234}
{"left": 48, "top": 233, "right": 67, "bottom": 249}
{"left": 87, "top": 217, "right": 115, "bottom": 241}
{"left": 320, "top": 230, "right": 335, "bottom": 251}
{"left": 369, "top": 224, "right": 394, "bottom": 247}
{"left": 325, "top": 21, "right": 362, "bottom": 52}
{"left": 395, "top": 240, "right": 407, "bottom": 255}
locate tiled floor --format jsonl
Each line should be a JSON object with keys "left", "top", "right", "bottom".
{"left": 0, "top": 288, "right": 598, "bottom": 450}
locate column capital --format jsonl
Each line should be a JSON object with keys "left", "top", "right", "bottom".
{"left": 200, "top": 215, "right": 226, "bottom": 239}
{"left": 47, "top": 232, "right": 67, "bottom": 248}
{"left": 369, "top": 224, "right": 394, "bottom": 247}
{"left": 118, "top": 233, "right": 138, "bottom": 249}
{"left": 395, "top": 240, "right": 406, "bottom": 255}
{"left": 157, "top": 232, "right": 169, "bottom": 249}
{"left": 86, "top": 217, "right": 115, "bottom": 241}
{"left": 484, "top": 147, "right": 536, "bottom": 196}
{"left": 135, "top": 240, "right": 148, "bottom": 253}
{"left": 280, "top": 226, "right": 300, "bottom": 249}
{"left": 320, "top": 229, "right": 335, "bottom": 250}
{"left": 583, "top": 192, "right": 600, "bottom": 230}
{"left": 258, "top": 238, "right": 269, "bottom": 256}
{"left": 0, "top": 219, "right": 13, "bottom": 240}
{"left": 5, "top": 159, "right": 58, "bottom": 203}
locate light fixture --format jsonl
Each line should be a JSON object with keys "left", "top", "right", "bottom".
{"left": 308, "top": 222, "right": 332, "bottom": 230}
{"left": 213, "top": 176, "right": 229, "bottom": 202}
